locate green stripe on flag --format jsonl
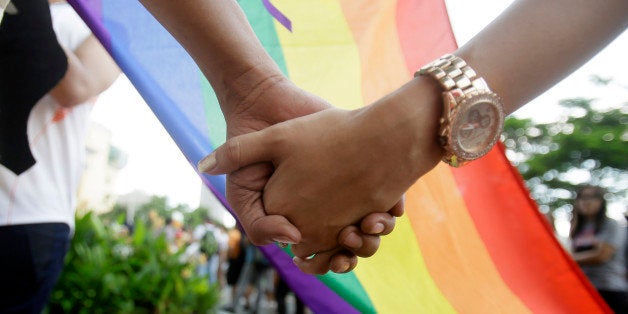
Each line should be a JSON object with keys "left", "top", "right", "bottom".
{"left": 319, "top": 272, "right": 376, "bottom": 313}
{"left": 200, "top": 0, "right": 291, "bottom": 147}
{"left": 202, "top": 1, "right": 376, "bottom": 312}
{"left": 242, "top": 1, "right": 375, "bottom": 312}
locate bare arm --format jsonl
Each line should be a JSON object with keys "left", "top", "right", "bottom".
{"left": 49, "top": 35, "right": 120, "bottom": 107}
{"left": 137, "top": 0, "right": 282, "bottom": 113}
{"left": 457, "top": 0, "right": 628, "bottom": 114}
{"left": 572, "top": 243, "right": 617, "bottom": 265}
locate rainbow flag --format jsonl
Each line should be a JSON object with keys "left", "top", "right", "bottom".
{"left": 68, "top": 0, "right": 610, "bottom": 312}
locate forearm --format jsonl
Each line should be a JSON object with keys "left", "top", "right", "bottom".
{"left": 572, "top": 249, "right": 609, "bottom": 266}
{"left": 138, "top": 0, "right": 284, "bottom": 115}
{"left": 359, "top": 0, "right": 628, "bottom": 182}
{"left": 456, "top": 0, "right": 628, "bottom": 114}
{"left": 50, "top": 36, "right": 120, "bottom": 107}
{"left": 574, "top": 241, "right": 616, "bottom": 265}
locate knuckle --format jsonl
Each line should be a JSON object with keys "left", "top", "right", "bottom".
{"left": 266, "top": 124, "right": 290, "bottom": 151}
{"left": 224, "top": 138, "right": 242, "bottom": 167}
{"left": 248, "top": 235, "right": 265, "bottom": 246}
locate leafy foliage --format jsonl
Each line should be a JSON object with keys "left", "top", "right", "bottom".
{"left": 47, "top": 213, "right": 218, "bottom": 313}
{"left": 503, "top": 93, "right": 627, "bottom": 214}
{"left": 184, "top": 206, "right": 211, "bottom": 228}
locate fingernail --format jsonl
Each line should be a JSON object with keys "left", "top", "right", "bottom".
{"left": 293, "top": 256, "right": 304, "bottom": 264}
{"left": 373, "top": 223, "right": 385, "bottom": 234}
{"left": 197, "top": 154, "right": 216, "bottom": 172}
{"left": 344, "top": 232, "right": 363, "bottom": 249}
{"left": 336, "top": 262, "right": 351, "bottom": 273}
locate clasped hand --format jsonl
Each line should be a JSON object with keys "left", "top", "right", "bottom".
{"left": 197, "top": 77, "right": 441, "bottom": 274}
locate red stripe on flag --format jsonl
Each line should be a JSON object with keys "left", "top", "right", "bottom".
{"left": 396, "top": 0, "right": 609, "bottom": 311}
{"left": 451, "top": 145, "right": 611, "bottom": 313}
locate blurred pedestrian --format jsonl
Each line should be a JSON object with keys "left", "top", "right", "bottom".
{"left": 570, "top": 185, "right": 627, "bottom": 313}
{"left": 0, "top": 0, "right": 118, "bottom": 312}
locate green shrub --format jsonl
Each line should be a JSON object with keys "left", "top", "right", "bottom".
{"left": 47, "top": 213, "right": 218, "bottom": 313}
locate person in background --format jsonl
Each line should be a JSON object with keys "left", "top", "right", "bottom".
{"left": 0, "top": 1, "right": 119, "bottom": 312}
{"left": 163, "top": 213, "right": 184, "bottom": 252}
{"left": 625, "top": 211, "right": 628, "bottom": 282}
{"left": 275, "top": 273, "right": 305, "bottom": 314}
{"left": 224, "top": 228, "right": 246, "bottom": 311}
{"left": 570, "top": 185, "right": 627, "bottom": 313}
{"left": 193, "top": 218, "right": 229, "bottom": 287}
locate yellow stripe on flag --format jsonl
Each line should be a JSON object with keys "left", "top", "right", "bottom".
{"left": 355, "top": 216, "right": 456, "bottom": 313}
{"left": 273, "top": 1, "right": 363, "bottom": 109}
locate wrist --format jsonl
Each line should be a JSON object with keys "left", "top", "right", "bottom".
{"left": 359, "top": 76, "right": 445, "bottom": 181}
{"left": 219, "top": 62, "right": 286, "bottom": 117}
{"left": 392, "top": 77, "right": 445, "bottom": 175}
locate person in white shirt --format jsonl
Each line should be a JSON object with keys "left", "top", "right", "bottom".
{"left": 0, "top": 1, "right": 118, "bottom": 312}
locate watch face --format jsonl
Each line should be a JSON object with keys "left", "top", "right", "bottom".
{"left": 451, "top": 93, "right": 504, "bottom": 160}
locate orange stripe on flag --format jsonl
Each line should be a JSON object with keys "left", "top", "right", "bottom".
{"left": 338, "top": 3, "right": 454, "bottom": 312}
{"left": 339, "top": 0, "right": 409, "bottom": 104}
{"left": 406, "top": 165, "right": 531, "bottom": 313}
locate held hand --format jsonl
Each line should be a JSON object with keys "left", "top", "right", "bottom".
{"left": 206, "top": 76, "right": 400, "bottom": 272}
{"left": 299, "top": 200, "right": 403, "bottom": 274}
{"left": 216, "top": 76, "right": 328, "bottom": 247}
{"left": 202, "top": 95, "right": 429, "bottom": 273}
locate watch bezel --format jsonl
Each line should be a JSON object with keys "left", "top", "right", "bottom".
{"left": 445, "top": 91, "right": 505, "bottom": 164}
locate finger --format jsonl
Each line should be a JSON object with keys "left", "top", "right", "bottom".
{"left": 359, "top": 213, "right": 396, "bottom": 236}
{"left": 388, "top": 197, "right": 405, "bottom": 217}
{"left": 338, "top": 225, "right": 380, "bottom": 257}
{"left": 245, "top": 214, "right": 301, "bottom": 246}
{"left": 227, "top": 164, "right": 301, "bottom": 246}
{"left": 329, "top": 251, "right": 359, "bottom": 273}
{"left": 290, "top": 242, "right": 318, "bottom": 259}
{"left": 293, "top": 249, "right": 358, "bottom": 274}
{"left": 290, "top": 211, "right": 397, "bottom": 258}
{"left": 197, "top": 128, "right": 279, "bottom": 175}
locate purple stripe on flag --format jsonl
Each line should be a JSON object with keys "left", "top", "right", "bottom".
{"left": 260, "top": 244, "right": 359, "bottom": 313}
{"left": 67, "top": 0, "right": 111, "bottom": 51}
{"left": 262, "top": 0, "right": 292, "bottom": 32}
{"left": 200, "top": 175, "right": 358, "bottom": 313}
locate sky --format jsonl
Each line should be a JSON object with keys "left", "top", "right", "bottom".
{"left": 89, "top": 0, "right": 627, "bottom": 219}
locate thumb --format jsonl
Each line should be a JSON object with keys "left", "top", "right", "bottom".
{"left": 197, "top": 129, "right": 277, "bottom": 175}
{"left": 243, "top": 214, "right": 302, "bottom": 246}
{"left": 227, "top": 164, "right": 301, "bottom": 246}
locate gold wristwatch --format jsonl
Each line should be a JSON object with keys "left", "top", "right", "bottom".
{"left": 416, "top": 54, "right": 505, "bottom": 167}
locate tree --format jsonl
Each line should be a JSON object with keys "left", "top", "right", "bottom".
{"left": 502, "top": 79, "right": 627, "bottom": 218}
{"left": 99, "top": 203, "right": 129, "bottom": 225}
{"left": 184, "top": 206, "right": 211, "bottom": 227}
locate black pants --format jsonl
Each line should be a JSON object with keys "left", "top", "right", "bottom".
{"left": 0, "top": 223, "right": 70, "bottom": 314}
{"left": 275, "top": 276, "right": 304, "bottom": 314}
{"left": 599, "top": 289, "right": 628, "bottom": 314}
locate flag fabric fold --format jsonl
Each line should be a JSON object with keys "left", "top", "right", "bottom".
{"left": 68, "top": 0, "right": 609, "bottom": 312}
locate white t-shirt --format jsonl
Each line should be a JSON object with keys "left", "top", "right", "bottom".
{"left": 0, "top": 3, "right": 93, "bottom": 229}
{"left": 0, "top": 0, "right": 11, "bottom": 25}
